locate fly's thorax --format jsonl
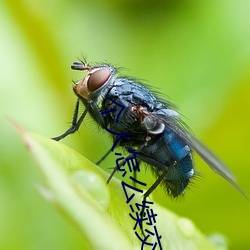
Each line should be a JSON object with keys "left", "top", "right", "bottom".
{"left": 73, "top": 64, "right": 117, "bottom": 105}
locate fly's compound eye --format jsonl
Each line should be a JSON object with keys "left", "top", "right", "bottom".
{"left": 87, "top": 68, "right": 111, "bottom": 92}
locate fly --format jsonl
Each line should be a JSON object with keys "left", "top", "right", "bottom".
{"left": 52, "top": 60, "right": 246, "bottom": 200}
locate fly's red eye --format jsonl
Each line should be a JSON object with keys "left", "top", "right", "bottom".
{"left": 87, "top": 68, "right": 111, "bottom": 92}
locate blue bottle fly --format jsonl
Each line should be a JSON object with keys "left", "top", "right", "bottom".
{"left": 52, "top": 60, "right": 246, "bottom": 199}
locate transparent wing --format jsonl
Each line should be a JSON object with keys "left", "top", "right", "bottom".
{"left": 146, "top": 110, "right": 247, "bottom": 198}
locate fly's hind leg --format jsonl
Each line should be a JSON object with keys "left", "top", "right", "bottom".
{"left": 139, "top": 170, "right": 167, "bottom": 237}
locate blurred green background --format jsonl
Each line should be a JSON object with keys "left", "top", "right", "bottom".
{"left": 1, "top": 0, "right": 250, "bottom": 249}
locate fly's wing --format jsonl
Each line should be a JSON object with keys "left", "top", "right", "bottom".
{"left": 148, "top": 110, "right": 247, "bottom": 198}
{"left": 179, "top": 130, "right": 248, "bottom": 198}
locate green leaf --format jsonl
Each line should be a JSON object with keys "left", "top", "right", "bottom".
{"left": 19, "top": 127, "right": 227, "bottom": 250}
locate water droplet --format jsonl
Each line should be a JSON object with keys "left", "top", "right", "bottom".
{"left": 177, "top": 217, "right": 196, "bottom": 238}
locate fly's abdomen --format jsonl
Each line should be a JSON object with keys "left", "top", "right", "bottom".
{"left": 139, "top": 128, "right": 194, "bottom": 197}
{"left": 165, "top": 153, "right": 193, "bottom": 197}
{"left": 163, "top": 129, "right": 194, "bottom": 196}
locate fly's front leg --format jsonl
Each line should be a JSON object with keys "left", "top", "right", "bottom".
{"left": 88, "top": 100, "right": 106, "bottom": 128}
{"left": 52, "top": 99, "right": 106, "bottom": 141}
{"left": 52, "top": 99, "right": 88, "bottom": 141}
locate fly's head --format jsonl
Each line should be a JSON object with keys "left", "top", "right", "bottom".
{"left": 72, "top": 61, "right": 116, "bottom": 101}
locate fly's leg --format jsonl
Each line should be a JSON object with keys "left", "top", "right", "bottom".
{"left": 107, "top": 149, "right": 141, "bottom": 189}
{"left": 106, "top": 155, "right": 128, "bottom": 184}
{"left": 105, "top": 135, "right": 144, "bottom": 184}
{"left": 136, "top": 151, "right": 169, "bottom": 236}
{"left": 133, "top": 168, "right": 137, "bottom": 188}
{"left": 52, "top": 99, "right": 88, "bottom": 141}
{"left": 52, "top": 99, "right": 106, "bottom": 141}
{"left": 106, "top": 166, "right": 118, "bottom": 184}
{"left": 88, "top": 100, "right": 106, "bottom": 128}
{"left": 106, "top": 157, "right": 139, "bottom": 189}
{"left": 106, "top": 152, "right": 137, "bottom": 184}
{"left": 96, "top": 148, "right": 113, "bottom": 165}
{"left": 140, "top": 171, "right": 167, "bottom": 237}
